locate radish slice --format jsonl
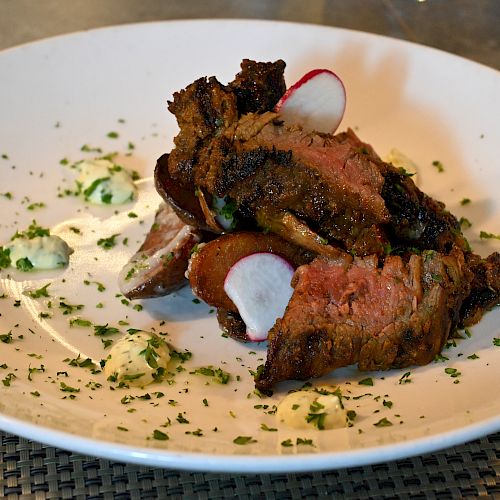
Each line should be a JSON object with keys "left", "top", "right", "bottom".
{"left": 223, "top": 252, "right": 294, "bottom": 342}
{"left": 275, "top": 69, "right": 346, "bottom": 133}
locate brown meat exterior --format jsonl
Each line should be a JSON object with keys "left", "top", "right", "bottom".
{"left": 255, "top": 248, "right": 472, "bottom": 392}
{"left": 164, "top": 59, "right": 468, "bottom": 257}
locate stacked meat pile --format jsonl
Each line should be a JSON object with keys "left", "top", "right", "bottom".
{"left": 120, "top": 60, "right": 500, "bottom": 391}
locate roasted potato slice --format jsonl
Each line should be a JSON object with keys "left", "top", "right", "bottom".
{"left": 188, "top": 231, "right": 314, "bottom": 312}
{"left": 155, "top": 153, "right": 222, "bottom": 233}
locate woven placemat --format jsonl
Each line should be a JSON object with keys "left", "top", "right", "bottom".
{"left": 1, "top": 431, "right": 498, "bottom": 499}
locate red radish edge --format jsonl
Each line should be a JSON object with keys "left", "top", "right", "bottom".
{"left": 223, "top": 252, "right": 295, "bottom": 342}
{"left": 274, "top": 68, "right": 346, "bottom": 112}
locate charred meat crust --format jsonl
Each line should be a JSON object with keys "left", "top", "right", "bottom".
{"left": 229, "top": 59, "right": 287, "bottom": 115}
{"left": 255, "top": 249, "right": 471, "bottom": 392}
{"left": 460, "top": 252, "right": 500, "bottom": 326}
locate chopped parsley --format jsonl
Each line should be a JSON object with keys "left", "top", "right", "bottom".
{"left": 280, "top": 439, "right": 293, "bottom": 447}
{"left": 93, "top": 324, "right": 120, "bottom": 336}
{"left": 373, "top": 417, "right": 393, "bottom": 427}
{"left": 59, "top": 382, "right": 80, "bottom": 393}
{"left": 358, "top": 377, "right": 373, "bottom": 386}
{"left": 306, "top": 401, "right": 327, "bottom": 430}
{"left": 191, "top": 366, "right": 230, "bottom": 384}
{"left": 494, "top": 338, "right": 500, "bottom": 347}
{"left": 0, "top": 331, "right": 13, "bottom": 343}
{"left": 460, "top": 198, "right": 471, "bottom": 206}
{"left": 459, "top": 217, "right": 472, "bottom": 229}
{"left": 0, "top": 247, "right": 11, "bottom": 269}
{"left": 479, "top": 231, "right": 500, "bottom": 240}
{"left": 97, "top": 234, "right": 119, "bottom": 250}
{"left": 107, "top": 131, "right": 119, "bottom": 139}
{"left": 432, "top": 160, "right": 445, "bottom": 172}
{"left": 398, "top": 371, "right": 412, "bottom": 384}
{"left": 11, "top": 220, "right": 50, "bottom": 240}
{"left": 16, "top": 257, "right": 34, "bottom": 271}
{"left": 152, "top": 429, "right": 169, "bottom": 441}
{"left": 24, "top": 283, "right": 51, "bottom": 298}
{"left": 233, "top": 436, "right": 256, "bottom": 445}
{"left": 260, "top": 423, "right": 277, "bottom": 432}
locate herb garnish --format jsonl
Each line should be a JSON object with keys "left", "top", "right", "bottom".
{"left": 358, "top": 377, "right": 373, "bottom": 386}
{"left": 24, "top": 283, "right": 51, "bottom": 298}
{"left": 233, "top": 436, "right": 256, "bottom": 445}
{"left": 97, "top": 234, "right": 119, "bottom": 250}
{"left": 152, "top": 429, "right": 169, "bottom": 441}
{"left": 479, "top": 231, "right": 500, "bottom": 240}
{"left": 373, "top": 417, "right": 393, "bottom": 427}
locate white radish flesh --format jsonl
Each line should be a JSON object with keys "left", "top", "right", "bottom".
{"left": 223, "top": 252, "right": 295, "bottom": 342}
{"left": 275, "top": 69, "right": 346, "bottom": 133}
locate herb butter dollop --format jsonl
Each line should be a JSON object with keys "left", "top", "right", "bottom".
{"left": 276, "top": 387, "right": 347, "bottom": 430}
{"left": 104, "top": 331, "right": 170, "bottom": 387}
{"left": 6, "top": 235, "right": 72, "bottom": 271}
{"left": 76, "top": 159, "right": 137, "bottom": 205}
{"left": 1, "top": 221, "right": 73, "bottom": 271}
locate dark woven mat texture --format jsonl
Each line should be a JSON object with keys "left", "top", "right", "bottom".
{"left": 1, "top": 431, "right": 499, "bottom": 499}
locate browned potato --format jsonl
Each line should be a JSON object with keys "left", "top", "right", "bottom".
{"left": 188, "top": 231, "right": 314, "bottom": 312}
{"left": 155, "top": 153, "right": 221, "bottom": 233}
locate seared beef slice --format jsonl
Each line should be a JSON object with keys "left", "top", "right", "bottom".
{"left": 256, "top": 249, "right": 471, "bottom": 391}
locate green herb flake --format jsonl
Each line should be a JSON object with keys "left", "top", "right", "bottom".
{"left": 107, "top": 131, "right": 119, "bottom": 139}
{"left": 69, "top": 318, "right": 93, "bottom": 328}
{"left": 494, "top": 338, "right": 500, "bottom": 347}
{"left": 97, "top": 234, "right": 119, "bottom": 250}
{"left": 434, "top": 353, "right": 449, "bottom": 362}
{"left": 479, "top": 231, "right": 500, "bottom": 240}
{"left": 260, "top": 423, "right": 278, "bottom": 432}
{"left": 382, "top": 400, "right": 393, "bottom": 409}
{"left": 93, "top": 324, "right": 120, "bottom": 336}
{"left": 0, "top": 331, "right": 13, "bottom": 344}
{"left": 398, "top": 372, "right": 412, "bottom": 384}
{"left": 373, "top": 417, "right": 393, "bottom": 427}
{"left": 460, "top": 198, "right": 471, "bottom": 206}
{"left": 2, "top": 373, "right": 17, "bottom": 387}
{"left": 233, "top": 436, "right": 256, "bottom": 445}
{"left": 27, "top": 202, "right": 46, "bottom": 211}
{"left": 176, "top": 413, "right": 189, "bottom": 424}
{"left": 59, "top": 382, "right": 80, "bottom": 393}
{"left": 24, "top": 283, "right": 51, "bottom": 298}
{"left": 467, "top": 353, "right": 479, "bottom": 360}
{"left": 16, "top": 257, "right": 34, "bottom": 271}
{"left": 432, "top": 160, "right": 445, "bottom": 172}
{"left": 459, "top": 217, "right": 472, "bottom": 229}
{"left": 280, "top": 439, "right": 293, "bottom": 447}
{"left": 152, "top": 429, "right": 169, "bottom": 441}
{"left": 30, "top": 391, "right": 41, "bottom": 397}
{"left": 0, "top": 247, "right": 11, "bottom": 269}
{"left": 296, "top": 438, "right": 315, "bottom": 447}
{"left": 358, "top": 377, "right": 374, "bottom": 386}
{"left": 444, "top": 367, "right": 461, "bottom": 378}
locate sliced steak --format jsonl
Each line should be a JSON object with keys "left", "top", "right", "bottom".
{"left": 255, "top": 248, "right": 472, "bottom": 391}
{"left": 460, "top": 251, "right": 500, "bottom": 326}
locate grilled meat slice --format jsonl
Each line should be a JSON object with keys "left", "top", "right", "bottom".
{"left": 255, "top": 248, "right": 472, "bottom": 391}
{"left": 460, "top": 251, "right": 500, "bottom": 326}
{"left": 163, "top": 58, "right": 468, "bottom": 255}
{"left": 118, "top": 203, "right": 202, "bottom": 299}
{"left": 229, "top": 59, "right": 286, "bottom": 115}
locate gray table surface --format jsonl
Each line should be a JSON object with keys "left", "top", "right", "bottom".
{"left": 1, "top": 1, "right": 499, "bottom": 498}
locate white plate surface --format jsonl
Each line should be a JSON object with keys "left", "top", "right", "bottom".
{"left": 0, "top": 20, "right": 499, "bottom": 473}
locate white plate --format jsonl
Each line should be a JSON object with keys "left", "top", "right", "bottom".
{"left": 0, "top": 20, "right": 499, "bottom": 473}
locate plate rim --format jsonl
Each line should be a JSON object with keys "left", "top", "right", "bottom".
{"left": 0, "top": 18, "right": 499, "bottom": 472}
{"left": 1, "top": 411, "right": 499, "bottom": 473}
